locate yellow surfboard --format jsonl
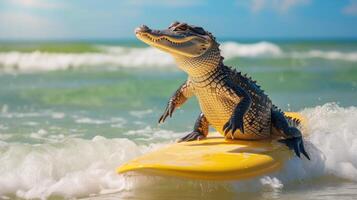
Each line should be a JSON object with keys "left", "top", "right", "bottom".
{"left": 117, "top": 112, "right": 304, "bottom": 180}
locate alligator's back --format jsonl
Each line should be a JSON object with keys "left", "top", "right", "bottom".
{"left": 191, "top": 65, "right": 273, "bottom": 139}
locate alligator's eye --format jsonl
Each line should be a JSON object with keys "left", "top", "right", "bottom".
{"left": 174, "top": 23, "right": 188, "bottom": 31}
{"left": 191, "top": 27, "right": 206, "bottom": 35}
{"left": 169, "top": 21, "right": 179, "bottom": 28}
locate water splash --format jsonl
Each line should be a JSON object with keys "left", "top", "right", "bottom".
{"left": 0, "top": 103, "right": 356, "bottom": 199}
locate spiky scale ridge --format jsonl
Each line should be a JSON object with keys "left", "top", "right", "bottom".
{"left": 228, "top": 66, "right": 271, "bottom": 103}
{"left": 286, "top": 116, "right": 301, "bottom": 128}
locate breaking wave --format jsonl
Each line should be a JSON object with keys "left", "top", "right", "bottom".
{"left": 0, "top": 47, "right": 173, "bottom": 72}
{"left": 0, "top": 42, "right": 357, "bottom": 72}
{"left": 0, "top": 103, "right": 356, "bottom": 199}
{"left": 301, "top": 103, "right": 357, "bottom": 180}
{"left": 291, "top": 50, "right": 357, "bottom": 62}
{"left": 220, "top": 41, "right": 282, "bottom": 58}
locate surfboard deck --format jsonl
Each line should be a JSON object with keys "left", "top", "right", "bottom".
{"left": 117, "top": 112, "right": 304, "bottom": 180}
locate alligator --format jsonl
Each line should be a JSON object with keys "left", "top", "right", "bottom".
{"left": 135, "top": 22, "right": 310, "bottom": 159}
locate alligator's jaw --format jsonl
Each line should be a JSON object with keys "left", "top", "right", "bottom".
{"left": 136, "top": 33, "right": 196, "bottom": 57}
{"left": 135, "top": 25, "right": 210, "bottom": 58}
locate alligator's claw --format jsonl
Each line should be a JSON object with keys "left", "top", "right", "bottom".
{"left": 279, "top": 136, "right": 310, "bottom": 160}
{"left": 158, "top": 100, "right": 175, "bottom": 124}
{"left": 178, "top": 131, "right": 205, "bottom": 142}
{"left": 223, "top": 115, "right": 244, "bottom": 139}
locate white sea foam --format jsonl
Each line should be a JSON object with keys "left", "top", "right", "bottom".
{"left": 248, "top": 103, "right": 357, "bottom": 187}
{"left": 0, "top": 47, "right": 173, "bottom": 72}
{"left": 129, "top": 109, "right": 153, "bottom": 118}
{"left": 0, "top": 103, "right": 357, "bottom": 199}
{"left": 124, "top": 126, "right": 185, "bottom": 142}
{"left": 0, "top": 136, "right": 143, "bottom": 199}
{"left": 301, "top": 103, "right": 357, "bottom": 180}
{"left": 220, "top": 41, "right": 283, "bottom": 58}
{"left": 51, "top": 112, "right": 65, "bottom": 119}
{"left": 291, "top": 50, "right": 357, "bottom": 62}
{"left": 74, "top": 116, "right": 127, "bottom": 126}
{"left": 1, "top": 42, "right": 356, "bottom": 73}
{"left": 0, "top": 42, "right": 282, "bottom": 72}
{"left": 0, "top": 124, "right": 9, "bottom": 130}
{"left": 75, "top": 117, "right": 109, "bottom": 125}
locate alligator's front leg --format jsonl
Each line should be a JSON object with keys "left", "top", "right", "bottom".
{"left": 271, "top": 109, "right": 310, "bottom": 160}
{"left": 158, "top": 81, "right": 193, "bottom": 123}
{"left": 222, "top": 80, "right": 252, "bottom": 138}
{"left": 178, "top": 113, "right": 209, "bottom": 142}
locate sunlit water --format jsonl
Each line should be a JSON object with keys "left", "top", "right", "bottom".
{"left": 0, "top": 40, "right": 356, "bottom": 199}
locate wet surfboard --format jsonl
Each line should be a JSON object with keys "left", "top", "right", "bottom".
{"left": 117, "top": 112, "right": 304, "bottom": 180}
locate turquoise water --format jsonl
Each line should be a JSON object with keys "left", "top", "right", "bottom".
{"left": 0, "top": 40, "right": 356, "bottom": 199}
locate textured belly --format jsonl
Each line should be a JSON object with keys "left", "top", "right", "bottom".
{"left": 196, "top": 91, "right": 233, "bottom": 134}
{"left": 195, "top": 88, "right": 271, "bottom": 140}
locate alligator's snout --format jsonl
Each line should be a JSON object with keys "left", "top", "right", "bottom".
{"left": 135, "top": 25, "right": 151, "bottom": 34}
{"left": 135, "top": 22, "right": 213, "bottom": 58}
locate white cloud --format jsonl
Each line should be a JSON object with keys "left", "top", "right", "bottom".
{"left": 343, "top": 0, "right": 357, "bottom": 16}
{"left": 240, "top": 0, "right": 310, "bottom": 13}
{"left": 0, "top": 12, "right": 68, "bottom": 39}
{"left": 7, "top": 0, "right": 62, "bottom": 9}
{"left": 128, "top": 0, "right": 203, "bottom": 7}
{"left": 0, "top": 1, "right": 67, "bottom": 39}
{"left": 251, "top": 0, "right": 266, "bottom": 12}
{"left": 279, "top": 0, "right": 309, "bottom": 12}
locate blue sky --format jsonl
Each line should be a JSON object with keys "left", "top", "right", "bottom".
{"left": 0, "top": 0, "right": 357, "bottom": 40}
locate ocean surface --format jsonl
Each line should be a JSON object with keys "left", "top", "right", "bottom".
{"left": 0, "top": 40, "right": 356, "bottom": 199}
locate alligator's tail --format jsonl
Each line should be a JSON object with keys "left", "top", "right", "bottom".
{"left": 272, "top": 105, "right": 301, "bottom": 128}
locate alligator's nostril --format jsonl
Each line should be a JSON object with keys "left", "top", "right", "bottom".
{"left": 141, "top": 25, "right": 150, "bottom": 31}
{"left": 169, "top": 21, "right": 180, "bottom": 28}
{"left": 135, "top": 25, "right": 151, "bottom": 34}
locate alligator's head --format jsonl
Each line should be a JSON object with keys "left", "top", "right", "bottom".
{"left": 135, "top": 22, "right": 222, "bottom": 77}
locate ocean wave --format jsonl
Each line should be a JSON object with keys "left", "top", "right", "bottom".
{"left": 1, "top": 42, "right": 356, "bottom": 73}
{"left": 291, "top": 50, "right": 357, "bottom": 62}
{"left": 0, "top": 136, "right": 147, "bottom": 199}
{"left": 302, "top": 103, "right": 357, "bottom": 180}
{"left": 0, "top": 49, "right": 173, "bottom": 72}
{"left": 0, "top": 42, "right": 282, "bottom": 72}
{"left": 220, "top": 41, "right": 282, "bottom": 58}
{"left": 0, "top": 103, "right": 356, "bottom": 199}
{"left": 263, "top": 103, "right": 357, "bottom": 185}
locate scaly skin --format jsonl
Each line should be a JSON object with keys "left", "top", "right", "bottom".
{"left": 135, "top": 22, "right": 310, "bottom": 159}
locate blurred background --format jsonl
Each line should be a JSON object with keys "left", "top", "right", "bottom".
{"left": 0, "top": 0, "right": 357, "bottom": 199}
